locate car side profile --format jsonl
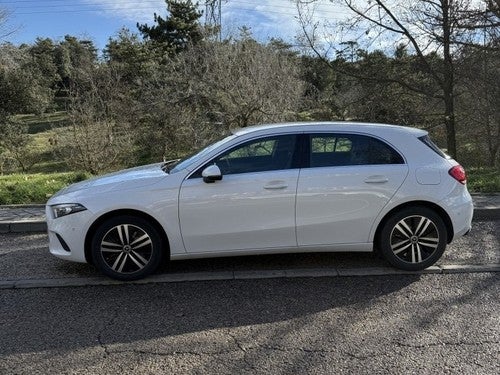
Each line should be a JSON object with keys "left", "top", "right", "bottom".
{"left": 46, "top": 122, "right": 473, "bottom": 280}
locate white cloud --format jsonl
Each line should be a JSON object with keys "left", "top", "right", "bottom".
{"left": 82, "top": 0, "right": 348, "bottom": 42}
{"left": 222, "top": 0, "right": 349, "bottom": 41}
{"left": 83, "top": 0, "right": 166, "bottom": 22}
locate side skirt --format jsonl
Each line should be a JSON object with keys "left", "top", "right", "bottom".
{"left": 170, "top": 243, "right": 373, "bottom": 260}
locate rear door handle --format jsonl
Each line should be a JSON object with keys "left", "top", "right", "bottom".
{"left": 264, "top": 181, "right": 288, "bottom": 190}
{"left": 364, "top": 175, "right": 389, "bottom": 184}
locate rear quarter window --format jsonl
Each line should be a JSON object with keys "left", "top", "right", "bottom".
{"left": 418, "top": 135, "right": 449, "bottom": 159}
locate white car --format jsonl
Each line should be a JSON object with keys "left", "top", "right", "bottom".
{"left": 46, "top": 122, "right": 473, "bottom": 280}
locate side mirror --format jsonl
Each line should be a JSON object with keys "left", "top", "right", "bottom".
{"left": 202, "top": 164, "right": 223, "bottom": 183}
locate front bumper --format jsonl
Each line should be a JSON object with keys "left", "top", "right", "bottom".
{"left": 46, "top": 205, "right": 94, "bottom": 263}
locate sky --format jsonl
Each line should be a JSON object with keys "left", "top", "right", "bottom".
{"left": 0, "top": 0, "right": 350, "bottom": 51}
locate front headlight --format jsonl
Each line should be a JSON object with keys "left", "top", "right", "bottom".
{"left": 51, "top": 203, "right": 87, "bottom": 218}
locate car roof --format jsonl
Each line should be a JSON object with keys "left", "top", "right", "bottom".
{"left": 232, "top": 121, "right": 427, "bottom": 137}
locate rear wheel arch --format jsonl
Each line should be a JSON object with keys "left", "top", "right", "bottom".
{"left": 374, "top": 201, "right": 454, "bottom": 249}
{"left": 84, "top": 209, "right": 170, "bottom": 264}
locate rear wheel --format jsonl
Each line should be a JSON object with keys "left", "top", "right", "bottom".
{"left": 379, "top": 207, "right": 447, "bottom": 271}
{"left": 91, "top": 215, "right": 164, "bottom": 280}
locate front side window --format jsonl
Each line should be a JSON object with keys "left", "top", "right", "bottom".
{"left": 309, "top": 134, "right": 404, "bottom": 168}
{"left": 221, "top": 139, "right": 277, "bottom": 160}
{"left": 169, "top": 133, "right": 236, "bottom": 174}
{"left": 193, "top": 134, "right": 298, "bottom": 177}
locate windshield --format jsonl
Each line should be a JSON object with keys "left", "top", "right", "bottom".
{"left": 165, "top": 133, "right": 237, "bottom": 174}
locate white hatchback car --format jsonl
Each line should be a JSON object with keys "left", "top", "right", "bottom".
{"left": 46, "top": 122, "right": 473, "bottom": 280}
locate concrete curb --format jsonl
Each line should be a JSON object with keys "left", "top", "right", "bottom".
{"left": 0, "top": 204, "right": 46, "bottom": 209}
{"left": 440, "top": 264, "right": 500, "bottom": 273}
{"left": 1, "top": 263, "right": 498, "bottom": 289}
{"left": 0, "top": 220, "right": 47, "bottom": 234}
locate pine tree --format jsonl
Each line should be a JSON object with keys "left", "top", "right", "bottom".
{"left": 137, "top": 0, "right": 203, "bottom": 55}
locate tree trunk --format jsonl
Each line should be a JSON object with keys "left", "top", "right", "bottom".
{"left": 486, "top": 118, "right": 500, "bottom": 167}
{"left": 443, "top": 90, "right": 457, "bottom": 158}
{"left": 442, "top": 0, "right": 457, "bottom": 158}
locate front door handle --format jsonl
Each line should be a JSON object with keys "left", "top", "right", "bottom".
{"left": 264, "top": 181, "right": 288, "bottom": 190}
{"left": 364, "top": 175, "right": 389, "bottom": 184}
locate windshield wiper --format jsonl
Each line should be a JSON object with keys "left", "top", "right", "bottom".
{"left": 161, "top": 159, "right": 181, "bottom": 173}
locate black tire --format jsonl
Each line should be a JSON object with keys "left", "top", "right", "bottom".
{"left": 379, "top": 206, "right": 447, "bottom": 271}
{"left": 91, "top": 215, "right": 164, "bottom": 280}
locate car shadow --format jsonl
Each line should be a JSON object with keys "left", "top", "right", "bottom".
{"left": 2, "top": 268, "right": 420, "bottom": 357}
{"left": 159, "top": 251, "right": 387, "bottom": 274}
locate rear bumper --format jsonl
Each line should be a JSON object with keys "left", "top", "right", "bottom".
{"left": 439, "top": 190, "right": 474, "bottom": 242}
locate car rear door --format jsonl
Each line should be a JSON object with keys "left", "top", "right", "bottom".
{"left": 296, "top": 133, "right": 409, "bottom": 246}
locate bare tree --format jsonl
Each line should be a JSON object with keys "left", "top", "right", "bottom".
{"left": 458, "top": 1, "right": 500, "bottom": 43}
{"left": 295, "top": 0, "right": 497, "bottom": 158}
{"left": 125, "top": 52, "right": 220, "bottom": 162}
{"left": 0, "top": 7, "right": 16, "bottom": 41}
{"left": 456, "top": 45, "right": 500, "bottom": 167}
{"left": 0, "top": 44, "right": 53, "bottom": 173}
{"left": 489, "top": 0, "right": 500, "bottom": 16}
{"left": 0, "top": 114, "right": 40, "bottom": 172}
{"left": 55, "top": 65, "right": 135, "bottom": 174}
{"left": 200, "top": 39, "right": 305, "bottom": 128}
{"left": 131, "top": 38, "right": 305, "bottom": 161}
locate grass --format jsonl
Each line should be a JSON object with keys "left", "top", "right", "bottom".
{"left": 0, "top": 172, "right": 91, "bottom": 205}
{"left": 15, "top": 112, "right": 69, "bottom": 134}
{"left": 467, "top": 167, "right": 500, "bottom": 193}
{"left": 10, "top": 112, "right": 73, "bottom": 174}
{"left": 27, "top": 124, "right": 72, "bottom": 173}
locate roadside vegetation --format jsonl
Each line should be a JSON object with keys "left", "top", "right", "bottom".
{"left": 0, "top": 172, "right": 90, "bottom": 205}
{"left": 0, "top": 0, "right": 498, "bottom": 204}
{"left": 467, "top": 168, "right": 500, "bottom": 193}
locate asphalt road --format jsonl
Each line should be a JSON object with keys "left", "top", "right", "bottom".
{"left": 0, "top": 220, "right": 498, "bottom": 374}
{"left": 1, "top": 273, "right": 499, "bottom": 374}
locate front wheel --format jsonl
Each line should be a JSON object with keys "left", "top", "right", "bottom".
{"left": 379, "top": 207, "right": 447, "bottom": 271}
{"left": 91, "top": 215, "right": 164, "bottom": 280}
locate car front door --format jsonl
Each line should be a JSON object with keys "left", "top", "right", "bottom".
{"left": 179, "top": 134, "right": 300, "bottom": 254}
{"left": 296, "top": 133, "right": 409, "bottom": 246}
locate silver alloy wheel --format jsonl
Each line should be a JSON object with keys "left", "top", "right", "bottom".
{"left": 389, "top": 215, "right": 440, "bottom": 264}
{"left": 100, "top": 224, "right": 153, "bottom": 274}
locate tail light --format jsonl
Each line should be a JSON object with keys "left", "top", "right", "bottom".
{"left": 448, "top": 165, "right": 467, "bottom": 185}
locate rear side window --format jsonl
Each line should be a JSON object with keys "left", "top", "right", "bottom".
{"left": 309, "top": 134, "right": 404, "bottom": 168}
{"left": 312, "top": 136, "right": 352, "bottom": 153}
{"left": 419, "top": 135, "right": 449, "bottom": 158}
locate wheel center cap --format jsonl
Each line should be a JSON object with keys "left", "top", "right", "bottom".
{"left": 410, "top": 236, "right": 419, "bottom": 243}
{"left": 123, "top": 245, "right": 132, "bottom": 253}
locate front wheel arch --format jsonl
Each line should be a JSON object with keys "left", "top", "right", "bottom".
{"left": 85, "top": 209, "right": 170, "bottom": 265}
